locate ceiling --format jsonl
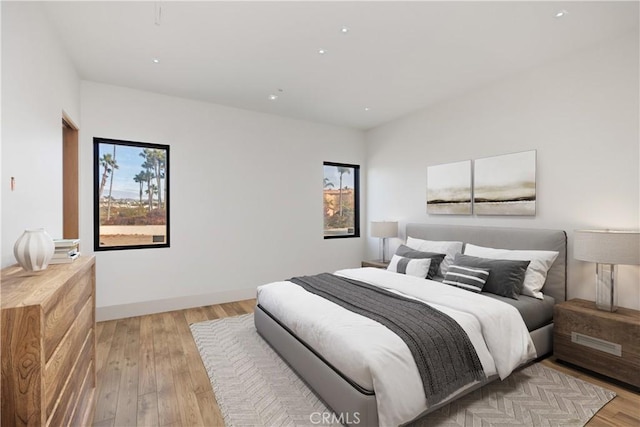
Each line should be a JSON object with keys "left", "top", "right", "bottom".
{"left": 43, "top": 1, "right": 639, "bottom": 130}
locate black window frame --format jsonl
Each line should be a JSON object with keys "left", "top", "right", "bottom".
{"left": 323, "top": 161, "right": 360, "bottom": 239}
{"left": 93, "top": 137, "right": 170, "bottom": 251}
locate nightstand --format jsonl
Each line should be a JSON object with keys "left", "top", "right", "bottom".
{"left": 554, "top": 298, "right": 640, "bottom": 388}
{"left": 361, "top": 260, "right": 390, "bottom": 269}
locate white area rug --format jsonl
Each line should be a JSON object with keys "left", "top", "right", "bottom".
{"left": 190, "top": 314, "right": 616, "bottom": 427}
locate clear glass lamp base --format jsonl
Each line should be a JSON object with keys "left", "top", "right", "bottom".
{"left": 379, "top": 238, "right": 389, "bottom": 263}
{"left": 595, "top": 263, "right": 617, "bottom": 312}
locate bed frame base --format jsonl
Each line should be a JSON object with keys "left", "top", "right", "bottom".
{"left": 531, "top": 323, "right": 553, "bottom": 357}
{"left": 255, "top": 305, "right": 378, "bottom": 426}
{"left": 255, "top": 304, "right": 540, "bottom": 426}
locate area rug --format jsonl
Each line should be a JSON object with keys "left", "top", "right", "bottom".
{"left": 190, "top": 314, "right": 616, "bottom": 427}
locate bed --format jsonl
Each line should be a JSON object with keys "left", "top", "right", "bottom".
{"left": 255, "top": 224, "right": 567, "bottom": 426}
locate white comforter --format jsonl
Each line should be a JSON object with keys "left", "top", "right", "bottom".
{"left": 256, "top": 268, "right": 536, "bottom": 426}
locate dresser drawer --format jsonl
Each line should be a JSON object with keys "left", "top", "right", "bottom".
{"left": 47, "top": 329, "right": 94, "bottom": 427}
{"left": 43, "top": 271, "right": 92, "bottom": 361}
{"left": 70, "top": 359, "right": 96, "bottom": 426}
{"left": 44, "top": 296, "right": 93, "bottom": 417}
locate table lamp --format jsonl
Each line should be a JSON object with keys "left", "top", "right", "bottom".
{"left": 574, "top": 230, "right": 640, "bottom": 312}
{"left": 371, "top": 221, "right": 398, "bottom": 263}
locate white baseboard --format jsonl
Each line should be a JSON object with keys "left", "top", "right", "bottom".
{"left": 96, "top": 287, "right": 258, "bottom": 321}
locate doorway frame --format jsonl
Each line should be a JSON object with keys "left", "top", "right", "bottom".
{"left": 62, "top": 112, "right": 79, "bottom": 239}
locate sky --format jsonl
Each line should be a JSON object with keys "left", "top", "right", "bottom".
{"left": 323, "top": 165, "right": 356, "bottom": 189}
{"left": 98, "top": 143, "right": 156, "bottom": 199}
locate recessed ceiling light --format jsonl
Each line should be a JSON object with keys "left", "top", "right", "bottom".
{"left": 268, "top": 94, "right": 278, "bottom": 101}
{"left": 364, "top": 107, "right": 371, "bottom": 111}
{"left": 554, "top": 9, "right": 568, "bottom": 18}
{"left": 318, "top": 49, "right": 327, "bottom": 55}
{"left": 152, "top": 58, "right": 160, "bottom": 64}
{"left": 341, "top": 26, "right": 349, "bottom": 34}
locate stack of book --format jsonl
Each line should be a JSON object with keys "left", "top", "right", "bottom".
{"left": 50, "top": 239, "right": 80, "bottom": 264}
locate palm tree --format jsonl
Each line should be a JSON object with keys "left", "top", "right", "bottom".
{"left": 106, "top": 145, "right": 119, "bottom": 220}
{"left": 140, "top": 149, "right": 166, "bottom": 210}
{"left": 323, "top": 177, "right": 334, "bottom": 188}
{"left": 139, "top": 149, "right": 159, "bottom": 213}
{"left": 154, "top": 150, "right": 166, "bottom": 210}
{"left": 98, "top": 153, "right": 115, "bottom": 198}
{"left": 337, "top": 167, "right": 351, "bottom": 216}
{"left": 133, "top": 172, "right": 145, "bottom": 206}
{"left": 142, "top": 168, "right": 156, "bottom": 212}
{"left": 146, "top": 183, "right": 158, "bottom": 211}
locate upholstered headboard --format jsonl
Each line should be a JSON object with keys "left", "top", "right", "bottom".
{"left": 405, "top": 223, "right": 567, "bottom": 302}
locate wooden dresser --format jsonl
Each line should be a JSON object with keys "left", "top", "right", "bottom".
{"left": 1, "top": 255, "right": 96, "bottom": 426}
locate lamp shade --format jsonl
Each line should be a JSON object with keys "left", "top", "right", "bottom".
{"left": 574, "top": 230, "right": 640, "bottom": 265}
{"left": 371, "top": 221, "right": 398, "bottom": 238}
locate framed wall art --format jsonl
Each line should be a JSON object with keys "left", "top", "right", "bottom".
{"left": 427, "top": 160, "right": 472, "bottom": 215}
{"left": 473, "top": 150, "right": 536, "bottom": 216}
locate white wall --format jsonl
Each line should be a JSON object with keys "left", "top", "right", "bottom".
{"left": 80, "top": 82, "right": 365, "bottom": 319}
{"left": 1, "top": 2, "right": 81, "bottom": 266}
{"left": 365, "top": 31, "right": 640, "bottom": 309}
{"left": 3, "top": 1, "right": 637, "bottom": 316}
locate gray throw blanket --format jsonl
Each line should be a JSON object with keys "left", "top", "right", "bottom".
{"left": 289, "top": 273, "right": 486, "bottom": 406}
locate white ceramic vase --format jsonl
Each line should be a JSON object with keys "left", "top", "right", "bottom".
{"left": 13, "top": 228, "right": 55, "bottom": 271}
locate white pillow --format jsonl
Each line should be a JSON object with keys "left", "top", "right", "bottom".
{"left": 387, "top": 255, "right": 432, "bottom": 278}
{"left": 463, "top": 243, "right": 559, "bottom": 299}
{"left": 406, "top": 237, "right": 463, "bottom": 277}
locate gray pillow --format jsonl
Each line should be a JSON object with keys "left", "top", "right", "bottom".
{"left": 395, "top": 245, "right": 446, "bottom": 279}
{"left": 452, "top": 253, "right": 530, "bottom": 299}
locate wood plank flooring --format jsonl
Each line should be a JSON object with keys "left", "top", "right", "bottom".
{"left": 93, "top": 299, "right": 640, "bottom": 426}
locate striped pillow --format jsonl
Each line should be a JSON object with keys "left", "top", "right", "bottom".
{"left": 442, "top": 265, "right": 490, "bottom": 293}
{"left": 387, "top": 255, "right": 432, "bottom": 278}
{"left": 394, "top": 245, "right": 446, "bottom": 279}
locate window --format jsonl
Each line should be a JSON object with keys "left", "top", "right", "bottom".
{"left": 93, "top": 138, "right": 170, "bottom": 250}
{"left": 323, "top": 162, "right": 360, "bottom": 238}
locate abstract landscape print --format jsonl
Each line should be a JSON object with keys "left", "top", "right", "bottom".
{"left": 427, "top": 160, "right": 472, "bottom": 215}
{"left": 473, "top": 150, "right": 536, "bottom": 216}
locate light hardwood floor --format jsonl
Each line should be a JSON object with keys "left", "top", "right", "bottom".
{"left": 93, "top": 299, "right": 640, "bottom": 426}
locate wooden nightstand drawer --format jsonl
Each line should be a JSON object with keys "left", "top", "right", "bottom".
{"left": 361, "top": 260, "right": 390, "bottom": 269}
{"left": 554, "top": 299, "right": 640, "bottom": 388}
